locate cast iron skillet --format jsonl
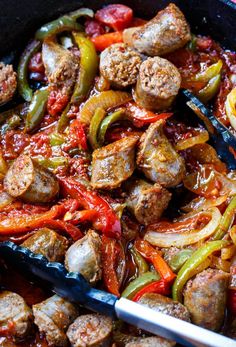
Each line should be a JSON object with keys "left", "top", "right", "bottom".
{"left": 0, "top": 0, "right": 236, "bottom": 61}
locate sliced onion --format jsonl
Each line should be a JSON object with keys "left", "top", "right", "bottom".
{"left": 174, "top": 130, "right": 209, "bottom": 151}
{"left": 229, "top": 225, "right": 236, "bottom": 245}
{"left": 80, "top": 91, "right": 132, "bottom": 125}
{"left": 187, "top": 143, "right": 226, "bottom": 173}
{"left": 211, "top": 255, "right": 231, "bottom": 273}
{"left": 183, "top": 165, "right": 236, "bottom": 197}
{"left": 221, "top": 244, "right": 236, "bottom": 260}
{"left": 145, "top": 207, "right": 221, "bottom": 248}
{"left": 225, "top": 87, "right": 236, "bottom": 131}
{"left": 181, "top": 195, "right": 228, "bottom": 212}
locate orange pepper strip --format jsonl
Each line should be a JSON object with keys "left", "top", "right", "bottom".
{"left": 91, "top": 31, "right": 123, "bottom": 51}
{"left": 101, "top": 235, "right": 120, "bottom": 297}
{"left": 135, "top": 239, "right": 176, "bottom": 283}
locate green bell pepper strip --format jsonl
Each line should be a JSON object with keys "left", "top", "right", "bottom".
{"left": 212, "top": 195, "right": 236, "bottom": 241}
{"left": 1, "top": 115, "right": 21, "bottom": 135}
{"left": 68, "top": 8, "right": 94, "bottom": 21}
{"left": 57, "top": 32, "right": 98, "bottom": 132}
{"left": 172, "top": 240, "right": 229, "bottom": 302}
{"left": 49, "top": 133, "right": 66, "bottom": 146}
{"left": 169, "top": 249, "right": 193, "bottom": 273}
{"left": 98, "top": 109, "right": 127, "bottom": 145}
{"left": 57, "top": 103, "right": 71, "bottom": 133}
{"left": 35, "top": 7, "right": 94, "bottom": 41}
{"left": 17, "top": 40, "right": 41, "bottom": 102}
{"left": 198, "top": 74, "right": 221, "bottom": 103}
{"left": 194, "top": 59, "right": 223, "bottom": 83}
{"left": 130, "top": 246, "right": 149, "bottom": 275}
{"left": 24, "top": 88, "right": 49, "bottom": 133}
{"left": 88, "top": 108, "right": 106, "bottom": 149}
{"left": 71, "top": 32, "right": 98, "bottom": 104}
{"left": 33, "top": 156, "right": 68, "bottom": 170}
{"left": 121, "top": 271, "right": 160, "bottom": 299}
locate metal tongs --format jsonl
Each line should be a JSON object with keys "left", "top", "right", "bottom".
{"left": 0, "top": 241, "right": 235, "bottom": 347}
{"left": 181, "top": 89, "right": 236, "bottom": 170}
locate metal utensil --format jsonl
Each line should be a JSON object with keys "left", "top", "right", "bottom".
{"left": 181, "top": 89, "right": 236, "bottom": 169}
{"left": 0, "top": 241, "right": 235, "bottom": 347}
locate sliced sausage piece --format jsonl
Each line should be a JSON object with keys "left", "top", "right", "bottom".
{"left": 99, "top": 43, "right": 142, "bottom": 89}
{"left": 65, "top": 229, "right": 102, "bottom": 284}
{"left": 137, "top": 293, "right": 190, "bottom": 322}
{"left": 0, "top": 291, "right": 33, "bottom": 340}
{"left": 137, "top": 120, "right": 185, "bottom": 187}
{"left": 21, "top": 228, "right": 69, "bottom": 262}
{"left": 42, "top": 39, "right": 78, "bottom": 96}
{"left": 126, "top": 179, "right": 171, "bottom": 225}
{"left": 184, "top": 268, "right": 229, "bottom": 331}
{"left": 67, "top": 313, "right": 112, "bottom": 347}
{"left": 134, "top": 57, "right": 181, "bottom": 111}
{"left": 125, "top": 337, "right": 175, "bottom": 347}
{"left": 123, "top": 3, "right": 191, "bottom": 56}
{"left": 33, "top": 294, "right": 79, "bottom": 347}
{"left": 91, "top": 135, "right": 138, "bottom": 190}
{"left": 0, "top": 62, "right": 17, "bottom": 105}
{"left": 4, "top": 154, "right": 59, "bottom": 203}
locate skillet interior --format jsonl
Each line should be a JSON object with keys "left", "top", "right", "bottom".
{"left": 0, "top": 0, "right": 236, "bottom": 60}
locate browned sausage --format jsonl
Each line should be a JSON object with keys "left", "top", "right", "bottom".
{"left": 0, "top": 291, "right": 33, "bottom": 340}
{"left": 126, "top": 179, "right": 171, "bottom": 225}
{"left": 0, "top": 62, "right": 17, "bottom": 105}
{"left": 184, "top": 268, "right": 229, "bottom": 331}
{"left": 99, "top": 43, "right": 142, "bottom": 89}
{"left": 65, "top": 229, "right": 102, "bottom": 284}
{"left": 133, "top": 57, "right": 181, "bottom": 111}
{"left": 67, "top": 313, "right": 112, "bottom": 347}
{"left": 4, "top": 154, "right": 59, "bottom": 203}
{"left": 42, "top": 38, "right": 78, "bottom": 96}
{"left": 137, "top": 120, "right": 185, "bottom": 187}
{"left": 123, "top": 3, "right": 191, "bottom": 56}
{"left": 21, "top": 228, "right": 69, "bottom": 262}
{"left": 137, "top": 293, "right": 190, "bottom": 322}
{"left": 91, "top": 135, "right": 138, "bottom": 190}
{"left": 33, "top": 294, "right": 79, "bottom": 347}
{"left": 125, "top": 337, "right": 176, "bottom": 347}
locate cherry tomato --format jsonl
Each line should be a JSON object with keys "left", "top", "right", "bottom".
{"left": 28, "top": 52, "right": 45, "bottom": 73}
{"left": 47, "top": 90, "right": 69, "bottom": 116}
{"left": 95, "top": 4, "right": 133, "bottom": 31}
{"left": 85, "top": 19, "right": 105, "bottom": 38}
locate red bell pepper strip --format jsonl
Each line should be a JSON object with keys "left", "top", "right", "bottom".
{"left": 101, "top": 235, "right": 120, "bottom": 297}
{"left": 134, "top": 239, "right": 176, "bottom": 283}
{"left": 64, "top": 209, "right": 99, "bottom": 225}
{"left": 132, "top": 279, "right": 171, "bottom": 302}
{"left": 59, "top": 177, "right": 121, "bottom": 238}
{"left": 91, "top": 31, "right": 123, "bottom": 52}
{"left": 40, "top": 219, "right": 83, "bottom": 240}
{"left": 125, "top": 102, "right": 173, "bottom": 127}
{"left": 95, "top": 4, "right": 133, "bottom": 31}
{"left": 0, "top": 204, "right": 65, "bottom": 235}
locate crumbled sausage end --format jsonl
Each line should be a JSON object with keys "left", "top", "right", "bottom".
{"left": 0, "top": 62, "right": 17, "bottom": 104}
{"left": 139, "top": 57, "right": 181, "bottom": 99}
{"left": 100, "top": 43, "right": 142, "bottom": 88}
